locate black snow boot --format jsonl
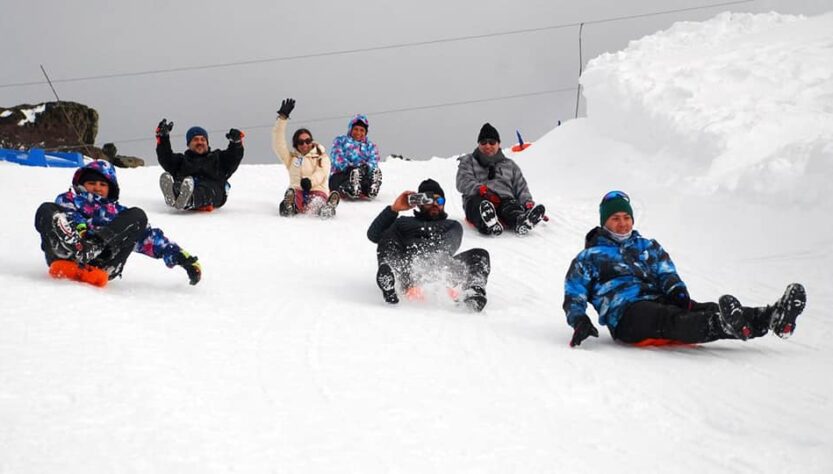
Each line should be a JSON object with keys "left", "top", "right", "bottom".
{"left": 159, "top": 172, "right": 177, "bottom": 208}
{"left": 478, "top": 200, "right": 503, "bottom": 236}
{"left": 769, "top": 283, "right": 806, "bottom": 339}
{"left": 279, "top": 188, "right": 296, "bottom": 217}
{"left": 376, "top": 263, "right": 399, "bottom": 304}
{"left": 514, "top": 204, "right": 546, "bottom": 235}
{"left": 463, "top": 286, "right": 487, "bottom": 312}
{"left": 718, "top": 294, "right": 751, "bottom": 340}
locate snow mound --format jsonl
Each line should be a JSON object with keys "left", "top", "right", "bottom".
{"left": 580, "top": 11, "right": 833, "bottom": 204}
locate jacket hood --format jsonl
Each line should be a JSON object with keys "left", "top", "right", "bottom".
{"left": 72, "top": 160, "right": 120, "bottom": 200}
{"left": 347, "top": 114, "right": 370, "bottom": 134}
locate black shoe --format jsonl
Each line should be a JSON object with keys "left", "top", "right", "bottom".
{"left": 174, "top": 176, "right": 194, "bottom": 210}
{"left": 376, "top": 263, "right": 399, "bottom": 304}
{"left": 367, "top": 167, "right": 382, "bottom": 198}
{"left": 159, "top": 172, "right": 176, "bottom": 207}
{"left": 478, "top": 200, "right": 503, "bottom": 236}
{"left": 718, "top": 294, "right": 751, "bottom": 340}
{"left": 319, "top": 191, "right": 340, "bottom": 219}
{"left": 515, "top": 204, "right": 546, "bottom": 235}
{"left": 76, "top": 237, "right": 104, "bottom": 265}
{"left": 279, "top": 188, "right": 296, "bottom": 216}
{"left": 769, "top": 283, "right": 806, "bottom": 339}
{"left": 463, "top": 286, "right": 487, "bottom": 312}
{"left": 50, "top": 212, "right": 81, "bottom": 258}
{"left": 342, "top": 168, "right": 362, "bottom": 199}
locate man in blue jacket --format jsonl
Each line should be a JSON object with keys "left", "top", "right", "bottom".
{"left": 563, "top": 190, "right": 806, "bottom": 347}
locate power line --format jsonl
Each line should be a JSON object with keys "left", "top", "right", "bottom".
{"left": 0, "top": 0, "right": 754, "bottom": 89}
{"left": 110, "top": 86, "right": 576, "bottom": 145}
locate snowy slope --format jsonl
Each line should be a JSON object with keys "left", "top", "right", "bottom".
{"left": 2, "top": 11, "right": 832, "bottom": 474}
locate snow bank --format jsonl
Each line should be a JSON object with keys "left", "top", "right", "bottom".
{"left": 580, "top": 12, "right": 833, "bottom": 205}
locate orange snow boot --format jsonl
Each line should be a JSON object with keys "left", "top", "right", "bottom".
{"left": 49, "top": 260, "right": 108, "bottom": 287}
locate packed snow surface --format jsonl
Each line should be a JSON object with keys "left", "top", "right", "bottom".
{"left": 1, "top": 11, "right": 832, "bottom": 473}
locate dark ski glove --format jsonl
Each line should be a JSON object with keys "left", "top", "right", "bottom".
{"left": 570, "top": 314, "right": 599, "bottom": 347}
{"left": 277, "top": 98, "right": 295, "bottom": 119}
{"left": 300, "top": 178, "right": 312, "bottom": 192}
{"left": 226, "top": 128, "right": 245, "bottom": 144}
{"left": 174, "top": 250, "right": 202, "bottom": 285}
{"left": 156, "top": 119, "right": 173, "bottom": 138}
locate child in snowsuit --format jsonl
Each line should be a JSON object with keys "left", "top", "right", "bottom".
{"left": 367, "top": 179, "right": 490, "bottom": 311}
{"left": 456, "top": 123, "right": 546, "bottom": 236}
{"left": 156, "top": 119, "right": 245, "bottom": 211}
{"left": 34, "top": 160, "right": 201, "bottom": 286}
{"left": 272, "top": 98, "right": 340, "bottom": 218}
{"left": 329, "top": 114, "right": 382, "bottom": 200}
{"left": 563, "top": 190, "right": 807, "bottom": 347}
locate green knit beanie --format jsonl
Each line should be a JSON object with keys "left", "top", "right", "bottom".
{"left": 599, "top": 192, "right": 634, "bottom": 226}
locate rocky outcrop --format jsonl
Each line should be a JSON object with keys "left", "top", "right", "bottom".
{"left": 0, "top": 101, "right": 144, "bottom": 167}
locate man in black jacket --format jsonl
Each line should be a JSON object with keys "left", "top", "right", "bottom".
{"left": 367, "top": 179, "right": 490, "bottom": 311}
{"left": 156, "top": 120, "right": 245, "bottom": 211}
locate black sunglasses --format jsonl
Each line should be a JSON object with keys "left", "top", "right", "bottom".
{"left": 295, "top": 138, "right": 313, "bottom": 146}
{"left": 479, "top": 139, "right": 498, "bottom": 146}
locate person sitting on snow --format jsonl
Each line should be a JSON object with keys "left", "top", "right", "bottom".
{"left": 564, "top": 190, "right": 807, "bottom": 347}
{"left": 34, "top": 160, "right": 202, "bottom": 287}
{"left": 156, "top": 119, "right": 245, "bottom": 211}
{"left": 367, "top": 179, "right": 490, "bottom": 311}
{"left": 456, "top": 123, "right": 546, "bottom": 236}
{"left": 329, "top": 114, "right": 382, "bottom": 200}
{"left": 272, "top": 98, "right": 340, "bottom": 218}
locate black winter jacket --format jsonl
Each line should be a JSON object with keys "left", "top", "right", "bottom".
{"left": 156, "top": 136, "right": 244, "bottom": 183}
{"left": 367, "top": 206, "right": 463, "bottom": 256}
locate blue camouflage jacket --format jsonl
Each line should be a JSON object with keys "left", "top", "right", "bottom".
{"left": 56, "top": 160, "right": 183, "bottom": 267}
{"left": 563, "top": 227, "right": 687, "bottom": 329}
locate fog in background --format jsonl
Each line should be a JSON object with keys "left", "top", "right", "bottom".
{"left": 1, "top": 0, "right": 829, "bottom": 164}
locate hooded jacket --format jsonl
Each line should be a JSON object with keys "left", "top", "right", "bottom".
{"left": 456, "top": 148, "right": 532, "bottom": 205}
{"left": 56, "top": 161, "right": 184, "bottom": 267}
{"left": 271, "top": 117, "right": 331, "bottom": 193}
{"left": 330, "top": 114, "right": 380, "bottom": 173}
{"left": 562, "top": 227, "right": 688, "bottom": 329}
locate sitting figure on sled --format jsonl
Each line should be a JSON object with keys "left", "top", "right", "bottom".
{"left": 456, "top": 123, "right": 546, "bottom": 236}
{"left": 367, "top": 179, "right": 490, "bottom": 311}
{"left": 34, "top": 160, "right": 202, "bottom": 287}
{"left": 563, "top": 190, "right": 807, "bottom": 348}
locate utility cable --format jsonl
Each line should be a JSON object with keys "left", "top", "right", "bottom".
{"left": 0, "top": 0, "right": 754, "bottom": 89}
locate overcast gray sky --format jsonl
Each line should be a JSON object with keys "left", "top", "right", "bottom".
{"left": 0, "top": 0, "right": 829, "bottom": 163}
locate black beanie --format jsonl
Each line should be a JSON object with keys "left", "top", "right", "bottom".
{"left": 352, "top": 119, "right": 368, "bottom": 130}
{"left": 78, "top": 168, "right": 108, "bottom": 186}
{"left": 477, "top": 123, "right": 500, "bottom": 143}
{"left": 418, "top": 178, "right": 444, "bottom": 198}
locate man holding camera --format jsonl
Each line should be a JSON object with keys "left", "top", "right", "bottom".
{"left": 366, "top": 179, "right": 490, "bottom": 311}
{"left": 456, "top": 123, "right": 545, "bottom": 235}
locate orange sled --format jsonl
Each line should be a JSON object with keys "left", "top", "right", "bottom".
{"left": 49, "top": 260, "right": 109, "bottom": 287}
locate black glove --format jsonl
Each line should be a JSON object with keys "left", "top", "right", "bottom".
{"left": 300, "top": 178, "right": 312, "bottom": 192}
{"left": 226, "top": 128, "right": 244, "bottom": 143}
{"left": 156, "top": 119, "right": 174, "bottom": 138}
{"left": 670, "top": 288, "right": 691, "bottom": 311}
{"left": 487, "top": 166, "right": 496, "bottom": 180}
{"left": 277, "top": 98, "right": 296, "bottom": 119}
{"left": 174, "top": 250, "right": 201, "bottom": 285}
{"left": 569, "top": 314, "right": 599, "bottom": 347}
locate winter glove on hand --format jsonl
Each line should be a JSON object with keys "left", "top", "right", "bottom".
{"left": 225, "top": 129, "right": 244, "bottom": 144}
{"left": 277, "top": 98, "right": 296, "bottom": 119}
{"left": 478, "top": 185, "right": 502, "bottom": 205}
{"left": 570, "top": 314, "right": 599, "bottom": 347}
{"left": 75, "top": 223, "right": 88, "bottom": 239}
{"left": 524, "top": 201, "right": 535, "bottom": 210}
{"left": 174, "top": 250, "right": 202, "bottom": 285}
{"left": 300, "top": 178, "right": 312, "bottom": 192}
{"left": 670, "top": 288, "right": 692, "bottom": 311}
{"left": 156, "top": 119, "right": 173, "bottom": 139}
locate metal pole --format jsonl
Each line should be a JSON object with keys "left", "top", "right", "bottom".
{"left": 40, "top": 65, "right": 95, "bottom": 158}
{"left": 574, "top": 22, "right": 584, "bottom": 119}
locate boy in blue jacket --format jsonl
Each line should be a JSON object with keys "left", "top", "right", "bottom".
{"left": 563, "top": 190, "right": 806, "bottom": 347}
{"left": 34, "top": 160, "right": 201, "bottom": 286}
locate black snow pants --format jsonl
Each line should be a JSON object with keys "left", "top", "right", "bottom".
{"left": 35, "top": 202, "right": 148, "bottom": 279}
{"left": 613, "top": 300, "right": 771, "bottom": 344}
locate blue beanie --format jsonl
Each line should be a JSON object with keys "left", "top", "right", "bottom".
{"left": 186, "top": 126, "right": 208, "bottom": 146}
